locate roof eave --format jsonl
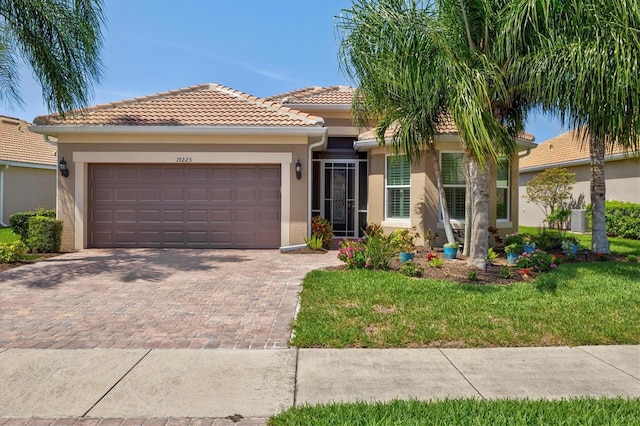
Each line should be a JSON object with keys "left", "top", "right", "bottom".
{"left": 520, "top": 152, "right": 638, "bottom": 173}
{"left": 29, "top": 125, "right": 328, "bottom": 138}
{"left": 283, "top": 104, "right": 351, "bottom": 112}
{"left": 0, "top": 160, "right": 57, "bottom": 170}
{"left": 355, "top": 135, "right": 537, "bottom": 152}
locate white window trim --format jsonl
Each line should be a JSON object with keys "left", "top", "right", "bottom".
{"left": 72, "top": 151, "right": 292, "bottom": 250}
{"left": 385, "top": 154, "right": 411, "bottom": 221}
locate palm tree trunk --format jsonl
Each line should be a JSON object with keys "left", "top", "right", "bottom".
{"left": 468, "top": 157, "right": 489, "bottom": 268}
{"left": 590, "top": 133, "right": 610, "bottom": 254}
{"left": 431, "top": 149, "right": 456, "bottom": 244}
{"left": 463, "top": 151, "right": 472, "bottom": 256}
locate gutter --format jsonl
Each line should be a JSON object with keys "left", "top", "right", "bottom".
{"left": 0, "top": 160, "right": 56, "bottom": 171}
{"left": 521, "top": 151, "right": 639, "bottom": 173}
{"left": 29, "top": 125, "right": 327, "bottom": 137}
{"left": 283, "top": 104, "right": 351, "bottom": 112}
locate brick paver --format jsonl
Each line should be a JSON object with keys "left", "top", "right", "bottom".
{"left": 0, "top": 249, "right": 338, "bottom": 350}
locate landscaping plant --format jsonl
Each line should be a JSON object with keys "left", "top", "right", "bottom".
{"left": 516, "top": 250, "right": 556, "bottom": 274}
{"left": 0, "top": 241, "right": 27, "bottom": 263}
{"left": 310, "top": 216, "right": 334, "bottom": 248}
{"left": 399, "top": 260, "right": 423, "bottom": 277}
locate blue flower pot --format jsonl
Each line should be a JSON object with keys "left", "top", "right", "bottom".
{"left": 571, "top": 243, "right": 578, "bottom": 255}
{"left": 399, "top": 252, "right": 415, "bottom": 263}
{"left": 524, "top": 244, "right": 536, "bottom": 253}
{"left": 507, "top": 252, "right": 519, "bottom": 265}
{"left": 443, "top": 246, "right": 458, "bottom": 260}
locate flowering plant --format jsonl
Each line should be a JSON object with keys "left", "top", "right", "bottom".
{"left": 390, "top": 227, "right": 420, "bottom": 253}
{"left": 311, "top": 216, "right": 334, "bottom": 248}
{"left": 516, "top": 250, "right": 556, "bottom": 273}
{"left": 337, "top": 239, "right": 368, "bottom": 269}
{"left": 425, "top": 252, "right": 438, "bottom": 262}
{"left": 505, "top": 243, "right": 524, "bottom": 254}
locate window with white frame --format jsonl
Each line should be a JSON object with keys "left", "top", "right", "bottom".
{"left": 496, "top": 158, "right": 510, "bottom": 220}
{"left": 386, "top": 155, "right": 410, "bottom": 219}
{"left": 441, "top": 152, "right": 465, "bottom": 220}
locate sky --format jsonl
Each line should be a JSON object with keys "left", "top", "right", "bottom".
{"left": 3, "top": 0, "right": 567, "bottom": 143}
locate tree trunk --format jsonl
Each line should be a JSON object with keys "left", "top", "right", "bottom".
{"left": 431, "top": 149, "right": 456, "bottom": 244}
{"left": 468, "top": 157, "right": 490, "bottom": 268}
{"left": 463, "top": 151, "right": 472, "bottom": 256}
{"left": 590, "top": 133, "right": 610, "bottom": 254}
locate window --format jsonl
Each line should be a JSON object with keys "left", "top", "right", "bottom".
{"left": 496, "top": 158, "right": 510, "bottom": 220}
{"left": 386, "top": 155, "right": 410, "bottom": 219}
{"left": 441, "top": 152, "right": 466, "bottom": 220}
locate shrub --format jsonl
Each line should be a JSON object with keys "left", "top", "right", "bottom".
{"left": 390, "top": 227, "right": 420, "bottom": 253}
{"left": 525, "top": 167, "right": 576, "bottom": 230}
{"left": 499, "top": 266, "right": 513, "bottom": 279}
{"left": 533, "top": 229, "right": 564, "bottom": 251}
{"left": 0, "top": 241, "right": 27, "bottom": 263}
{"left": 311, "top": 216, "right": 334, "bottom": 248}
{"left": 399, "top": 260, "right": 423, "bottom": 277}
{"left": 603, "top": 201, "right": 640, "bottom": 239}
{"left": 9, "top": 208, "right": 56, "bottom": 242}
{"left": 304, "top": 235, "right": 324, "bottom": 250}
{"left": 27, "top": 216, "right": 63, "bottom": 253}
{"left": 468, "top": 270, "right": 477, "bottom": 281}
{"left": 516, "top": 250, "right": 557, "bottom": 273}
{"left": 337, "top": 223, "right": 399, "bottom": 270}
{"left": 337, "top": 239, "right": 368, "bottom": 269}
{"left": 627, "top": 255, "right": 638, "bottom": 263}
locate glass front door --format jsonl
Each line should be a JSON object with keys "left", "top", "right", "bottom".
{"left": 318, "top": 161, "right": 367, "bottom": 238}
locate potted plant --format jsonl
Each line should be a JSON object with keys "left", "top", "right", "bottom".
{"left": 505, "top": 243, "right": 524, "bottom": 265}
{"left": 443, "top": 241, "right": 459, "bottom": 260}
{"left": 561, "top": 235, "right": 579, "bottom": 256}
{"left": 391, "top": 228, "right": 420, "bottom": 263}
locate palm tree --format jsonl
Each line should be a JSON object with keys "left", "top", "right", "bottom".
{"left": 338, "top": 0, "right": 528, "bottom": 268}
{"left": 501, "top": 0, "right": 640, "bottom": 253}
{"left": 0, "top": 0, "right": 105, "bottom": 114}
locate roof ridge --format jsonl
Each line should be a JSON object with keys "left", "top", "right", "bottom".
{"left": 210, "top": 84, "right": 324, "bottom": 126}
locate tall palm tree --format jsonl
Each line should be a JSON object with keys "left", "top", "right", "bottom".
{"left": 0, "top": 0, "right": 105, "bottom": 115}
{"left": 338, "top": 0, "right": 527, "bottom": 268}
{"left": 502, "top": 0, "right": 640, "bottom": 253}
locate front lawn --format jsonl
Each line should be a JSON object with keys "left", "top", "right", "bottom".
{"left": 270, "top": 398, "right": 640, "bottom": 425}
{"left": 291, "top": 261, "right": 640, "bottom": 348}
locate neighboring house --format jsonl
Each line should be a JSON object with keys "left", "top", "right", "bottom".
{"left": 0, "top": 115, "right": 57, "bottom": 226}
{"left": 30, "top": 84, "right": 536, "bottom": 251}
{"left": 519, "top": 129, "right": 640, "bottom": 228}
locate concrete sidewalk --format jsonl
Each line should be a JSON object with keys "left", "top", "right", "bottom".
{"left": 0, "top": 346, "right": 638, "bottom": 423}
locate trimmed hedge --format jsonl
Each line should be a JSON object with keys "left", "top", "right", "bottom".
{"left": 27, "top": 216, "right": 63, "bottom": 253}
{"left": 0, "top": 241, "right": 27, "bottom": 263}
{"left": 587, "top": 201, "right": 640, "bottom": 239}
{"left": 9, "top": 208, "right": 56, "bottom": 242}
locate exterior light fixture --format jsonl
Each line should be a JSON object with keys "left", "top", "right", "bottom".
{"left": 295, "top": 159, "right": 302, "bottom": 180}
{"left": 59, "top": 157, "right": 69, "bottom": 178}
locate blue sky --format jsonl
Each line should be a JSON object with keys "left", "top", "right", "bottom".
{"left": 4, "top": 0, "right": 567, "bottom": 142}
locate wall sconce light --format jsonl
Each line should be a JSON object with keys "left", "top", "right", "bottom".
{"left": 59, "top": 157, "right": 69, "bottom": 178}
{"left": 295, "top": 159, "right": 302, "bottom": 180}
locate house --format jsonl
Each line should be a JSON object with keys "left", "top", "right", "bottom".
{"left": 519, "top": 129, "right": 640, "bottom": 228}
{"left": 31, "top": 84, "right": 536, "bottom": 251}
{"left": 0, "top": 115, "right": 57, "bottom": 226}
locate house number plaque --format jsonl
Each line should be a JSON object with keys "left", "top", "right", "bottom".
{"left": 176, "top": 157, "right": 193, "bottom": 163}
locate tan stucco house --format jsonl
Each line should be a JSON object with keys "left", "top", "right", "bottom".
{"left": 519, "top": 129, "right": 640, "bottom": 228}
{"left": 31, "top": 84, "right": 536, "bottom": 251}
{"left": 0, "top": 115, "right": 56, "bottom": 226}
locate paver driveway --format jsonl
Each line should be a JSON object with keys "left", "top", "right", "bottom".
{"left": 0, "top": 249, "right": 339, "bottom": 350}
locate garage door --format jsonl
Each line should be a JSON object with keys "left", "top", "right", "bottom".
{"left": 89, "top": 164, "right": 281, "bottom": 248}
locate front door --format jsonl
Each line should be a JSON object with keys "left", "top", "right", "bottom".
{"left": 322, "top": 161, "right": 367, "bottom": 238}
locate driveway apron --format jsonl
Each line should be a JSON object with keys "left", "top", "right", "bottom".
{"left": 0, "top": 249, "right": 339, "bottom": 350}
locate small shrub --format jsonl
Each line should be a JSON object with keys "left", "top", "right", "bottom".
{"left": 627, "top": 255, "right": 638, "bottom": 263}
{"left": 468, "top": 270, "right": 477, "bottom": 281}
{"left": 390, "top": 227, "right": 420, "bottom": 253}
{"left": 427, "top": 257, "right": 443, "bottom": 268}
{"left": 0, "top": 241, "right": 27, "bottom": 263}
{"left": 487, "top": 247, "right": 499, "bottom": 261}
{"left": 304, "top": 235, "right": 324, "bottom": 250}
{"left": 9, "top": 208, "right": 56, "bottom": 243}
{"left": 516, "top": 250, "right": 556, "bottom": 273}
{"left": 499, "top": 266, "right": 513, "bottom": 279}
{"left": 337, "top": 239, "right": 368, "bottom": 269}
{"left": 535, "top": 229, "right": 564, "bottom": 251}
{"left": 27, "top": 216, "right": 63, "bottom": 253}
{"left": 311, "top": 216, "right": 334, "bottom": 248}
{"left": 399, "top": 260, "right": 423, "bottom": 277}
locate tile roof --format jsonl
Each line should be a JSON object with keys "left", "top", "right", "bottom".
{"left": 358, "top": 113, "right": 535, "bottom": 141}
{"left": 33, "top": 84, "right": 324, "bottom": 128}
{"left": 267, "top": 86, "right": 355, "bottom": 105}
{"left": 0, "top": 116, "right": 56, "bottom": 166}
{"left": 520, "top": 129, "right": 639, "bottom": 169}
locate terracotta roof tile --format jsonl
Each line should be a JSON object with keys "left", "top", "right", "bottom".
{"left": 520, "top": 129, "right": 639, "bottom": 169}
{"left": 34, "top": 84, "right": 324, "bottom": 127}
{"left": 267, "top": 86, "right": 355, "bottom": 105}
{"left": 0, "top": 116, "right": 56, "bottom": 166}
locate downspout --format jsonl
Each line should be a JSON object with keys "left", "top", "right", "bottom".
{"left": 518, "top": 148, "right": 532, "bottom": 159}
{"left": 307, "top": 131, "right": 328, "bottom": 237}
{"left": 0, "top": 164, "right": 8, "bottom": 227}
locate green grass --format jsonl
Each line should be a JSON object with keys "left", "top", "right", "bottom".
{"left": 0, "top": 227, "right": 19, "bottom": 244}
{"left": 291, "top": 262, "right": 640, "bottom": 348}
{"left": 518, "top": 226, "right": 640, "bottom": 256}
{"left": 269, "top": 398, "right": 640, "bottom": 425}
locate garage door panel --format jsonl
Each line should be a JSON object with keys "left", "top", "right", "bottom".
{"left": 89, "top": 164, "right": 281, "bottom": 248}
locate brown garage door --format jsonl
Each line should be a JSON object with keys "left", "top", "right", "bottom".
{"left": 89, "top": 164, "right": 281, "bottom": 248}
